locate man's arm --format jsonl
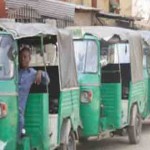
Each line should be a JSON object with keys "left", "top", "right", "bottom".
{"left": 35, "top": 70, "right": 50, "bottom": 85}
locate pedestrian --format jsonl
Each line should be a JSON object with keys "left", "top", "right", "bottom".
{"left": 18, "top": 46, "right": 50, "bottom": 137}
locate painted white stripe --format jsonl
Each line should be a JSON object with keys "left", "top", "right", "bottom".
{"left": 0, "top": 93, "right": 18, "bottom": 96}
{"left": 79, "top": 83, "right": 101, "bottom": 87}
{"left": 61, "top": 87, "right": 79, "bottom": 91}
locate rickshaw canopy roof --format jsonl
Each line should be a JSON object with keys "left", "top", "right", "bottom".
{"left": 68, "top": 26, "right": 144, "bottom": 84}
{"left": 0, "top": 22, "right": 57, "bottom": 39}
{"left": 68, "top": 26, "right": 137, "bottom": 41}
{"left": 138, "top": 30, "right": 150, "bottom": 46}
{"left": 0, "top": 22, "right": 78, "bottom": 89}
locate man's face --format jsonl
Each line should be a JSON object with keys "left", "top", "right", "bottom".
{"left": 19, "top": 50, "right": 31, "bottom": 69}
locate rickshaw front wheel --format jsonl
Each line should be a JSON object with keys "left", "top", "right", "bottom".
{"left": 60, "top": 131, "right": 76, "bottom": 150}
{"left": 128, "top": 105, "right": 142, "bottom": 144}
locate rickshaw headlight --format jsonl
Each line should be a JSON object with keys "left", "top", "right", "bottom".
{"left": 80, "top": 91, "right": 93, "bottom": 103}
{"left": 0, "top": 102, "right": 7, "bottom": 118}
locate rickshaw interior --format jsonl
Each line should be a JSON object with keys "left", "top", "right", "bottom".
{"left": 18, "top": 35, "right": 60, "bottom": 114}
{"left": 101, "top": 37, "right": 131, "bottom": 100}
{"left": 18, "top": 34, "right": 60, "bottom": 148}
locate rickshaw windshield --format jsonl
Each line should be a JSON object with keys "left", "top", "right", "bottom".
{"left": 0, "top": 35, "right": 14, "bottom": 79}
{"left": 101, "top": 43, "right": 130, "bottom": 65}
{"left": 74, "top": 40, "right": 98, "bottom": 73}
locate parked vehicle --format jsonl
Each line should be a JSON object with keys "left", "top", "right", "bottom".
{"left": 139, "top": 30, "right": 150, "bottom": 118}
{"left": 68, "top": 26, "right": 150, "bottom": 144}
{"left": 0, "top": 22, "right": 80, "bottom": 150}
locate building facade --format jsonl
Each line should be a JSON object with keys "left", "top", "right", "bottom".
{"left": 0, "top": 0, "right": 7, "bottom": 18}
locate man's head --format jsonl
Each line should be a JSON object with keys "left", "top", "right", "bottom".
{"left": 19, "top": 47, "right": 31, "bottom": 69}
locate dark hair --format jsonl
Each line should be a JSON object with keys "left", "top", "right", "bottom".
{"left": 19, "top": 46, "right": 31, "bottom": 55}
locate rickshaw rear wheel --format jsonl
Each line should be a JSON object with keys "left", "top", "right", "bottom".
{"left": 60, "top": 131, "right": 76, "bottom": 150}
{"left": 128, "top": 105, "right": 142, "bottom": 144}
{"left": 79, "top": 137, "right": 88, "bottom": 143}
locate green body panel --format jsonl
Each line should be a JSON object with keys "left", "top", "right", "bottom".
{"left": 128, "top": 81, "right": 146, "bottom": 120}
{"left": 72, "top": 31, "right": 150, "bottom": 141}
{"left": 0, "top": 30, "right": 80, "bottom": 150}
{"left": 148, "top": 79, "right": 150, "bottom": 116}
{"left": 78, "top": 74, "right": 100, "bottom": 136}
{"left": 0, "top": 32, "right": 18, "bottom": 150}
{"left": 0, "top": 79, "right": 18, "bottom": 150}
{"left": 0, "top": 81, "right": 17, "bottom": 92}
{"left": 17, "top": 137, "right": 30, "bottom": 150}
{"left": 24, "top": 94, "right": 50, "bottom": 150}
{"left": 0, "top": 96, "right": 18, "bottom": 150}
{"left": 101, "top": 83, "right": 122, "bottom": 130}
{"left": 143, "top": 79, "right": 149, "bottom": 118}
{"left": 58, "top": 89, "right": 80, "bottom": 142}
{"left": 142, "top": 68, "right": 150, "bottom": 118}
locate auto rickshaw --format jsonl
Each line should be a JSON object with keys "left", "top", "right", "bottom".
{"left": 0, "top": 22, "right": 80, "bottom": 150}
{"left": 68, "top": 26, "right": 150, "bottom": 144}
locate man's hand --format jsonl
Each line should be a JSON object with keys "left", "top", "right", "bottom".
{"left": 35, "top": 70, "right": 42, "bottom": 85}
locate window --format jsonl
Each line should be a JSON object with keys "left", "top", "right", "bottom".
{"left": 101, "top": 43, "right": 130, "bottom": 65}
{"left": 29, "top": 44, "right": 57, "bottom": 66}
{"left": 0, "top": 35, "right": 15, "bottom": 79}
{"left": 74, "top": 40, "right": 98, "bottom": 73}
{"left": 144, "top": 44, "right": 150, "bottom": 75}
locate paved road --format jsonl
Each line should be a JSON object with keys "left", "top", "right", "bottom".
{"left": 77, "top": 120, "right": 150, "bottom": 150}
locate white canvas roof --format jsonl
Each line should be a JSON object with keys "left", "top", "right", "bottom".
{"left": 68, "top": 26, "right": 136, "bottom": 41}
{"left": 0, "top": 22, "right": 78, "bottom": 89}
{"left": 68, "top": 26, "right": 143, "bottom": 83}
{"left": 0, "top": 22, "right": 57, "bottom": 39}
{"left": 138, "top": 30, "right": 150, "bottom": 46}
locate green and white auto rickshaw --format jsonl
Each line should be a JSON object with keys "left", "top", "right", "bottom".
{"left": 68, "top": 26, "right": 150, "bottom": 144}
{"left": 0, "top": 22, "right": 80, "bottom": 150}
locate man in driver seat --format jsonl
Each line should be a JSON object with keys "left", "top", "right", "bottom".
{"left": 18, "top": 47, "right": 50, "bottom": 137}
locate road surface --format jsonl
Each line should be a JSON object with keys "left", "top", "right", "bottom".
{"left": 77, "top": 120, "right": 150, "bottom": 150}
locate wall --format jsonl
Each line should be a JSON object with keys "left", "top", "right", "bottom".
{"left": 0, "top": 0, "right": 7, "bottom": 17}
{"left": 97, "top": 0, "right": 109, "bottom": 12}
{"left": 62, "top": 0, "right": 91, "bottom": 6}
{"left": 82, "top": 0, "right": 91, "bottom": 6}
{"left": 132, "top": 0, "right": 150, "bottom": 20}
{"left": 74, "top": 11, "right": 95, "bottom": 26}
{"left": 120, "top": 0, "right": 132, "bottom": 16}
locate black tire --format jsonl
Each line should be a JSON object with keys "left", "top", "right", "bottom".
{"left": 79, "top": 137, "right": 88, "bottom": 143}
{"left": 60, "top": 131, "right": 76, "bottom": 150}
{"left": 128, "top": 106, "right": 142, "bottom": 144}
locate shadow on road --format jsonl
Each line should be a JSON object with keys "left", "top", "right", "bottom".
{"left": 77, "top": 120, "right": 150, "bottom": 150}
{"left": 142, "top": 119, "right": 150, "bottom": 134}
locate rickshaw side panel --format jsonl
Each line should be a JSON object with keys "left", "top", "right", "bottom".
{"left": 143, "top": 68, "right": 150, "bottom": 118}
{"left": 141, "top": 78, "right": 149, "bottom": 118}
{"left": 24, "top": 94, "right": 50, "bottom": 150}
{"left": 77, "top": 74, "right": 101, "bottom": 137}
{"left": 79, "top": 86, "right": 100, "bottom": 136}
{"left": 0, "top": 96, "right": 18, "bottom": 150}
{"left": 101, "top": 83, "right": 122, "bottom": 130}
{"left": 148, "top": 80, "right": 150, "bottom": 116}
{"left": 128, "top": 81, "right": 147, "bottom": 121}
{"left": 58, "top": 89, "right": 80, "bottom": 142}
{"left": 70, "top": 89, "right": 80, "bottom": 131}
